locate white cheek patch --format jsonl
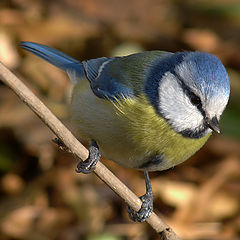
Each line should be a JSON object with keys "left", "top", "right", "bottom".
{"left": 158, "top": 72, "right": 204, "bottom": 132}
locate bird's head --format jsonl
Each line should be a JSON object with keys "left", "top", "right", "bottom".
{"left": 145, "top": 51, "right": 230, "bottom": 138}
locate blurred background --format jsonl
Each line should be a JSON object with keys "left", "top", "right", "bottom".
{"left": 0, "top": 0, "right": 240, "bottom": 239}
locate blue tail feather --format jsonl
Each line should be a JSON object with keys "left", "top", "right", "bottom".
{"left": 20, "top": 42, "right": 84, "bottom": 79}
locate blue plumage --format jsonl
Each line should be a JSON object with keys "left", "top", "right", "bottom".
{"left": 20, "top": 42, "right": 85, "bottom": 78}
{"left": 86, "top": 57, "right": 135, "bottom": 100}
{"left": 182, "top": 52, "right": 230, "bottom": 97}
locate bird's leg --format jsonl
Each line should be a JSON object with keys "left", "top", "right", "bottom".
{"left": 126, "top": 170, "right": 153, "bottom": 222}
{"left": 76, "top": 140, "right": 101, "bottom": 174}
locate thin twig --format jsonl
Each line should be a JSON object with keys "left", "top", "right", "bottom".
{"left": 0, "top": 61, "right": 180, "bottom": 240}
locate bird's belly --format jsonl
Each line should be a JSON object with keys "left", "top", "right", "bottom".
{"left": 70, "top": 81, "right": 145, "bottom": 168}
{"left": 71, "top": 80, "right": 211, "bottom": 171}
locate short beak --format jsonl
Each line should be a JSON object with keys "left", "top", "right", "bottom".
{"left": 206, "top": 116, "right": 221, "bottom": 133}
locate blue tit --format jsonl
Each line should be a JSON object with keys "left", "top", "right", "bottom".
{"left": 20, "top": 42, "right": 230, "bottom": 222}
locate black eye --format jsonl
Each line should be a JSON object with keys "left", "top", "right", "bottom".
{"left": 189, "top": 94, "right": 201, "bottom": 106}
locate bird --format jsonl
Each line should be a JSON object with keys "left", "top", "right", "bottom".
{"left": 20, "top": 41, "right": 230, "bottom": 222}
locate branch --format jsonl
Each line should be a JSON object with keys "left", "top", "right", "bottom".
{"left": 0, "top": 62, "right": 181, "bottom": 240}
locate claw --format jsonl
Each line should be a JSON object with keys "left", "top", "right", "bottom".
{"left": 76, "top": 140, "right": 101, "bottom": 174}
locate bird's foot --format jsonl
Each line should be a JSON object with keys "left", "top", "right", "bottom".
{"left": 126, "top": 191, "right": 153, "bottom": 222}
{"left": 76, "top": 140, "right": 101, "bottom": 174}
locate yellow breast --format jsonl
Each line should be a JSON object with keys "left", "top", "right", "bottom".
{"left": 70, "top": 80, "right": 211, "bottom": 171}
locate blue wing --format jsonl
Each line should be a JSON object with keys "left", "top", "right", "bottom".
{"left": 83, "top": 57, "right": 135, "bottom": 100}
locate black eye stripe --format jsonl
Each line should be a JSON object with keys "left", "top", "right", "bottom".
{"left": 173, "top": 71, "right": 206, "bottom": 117}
